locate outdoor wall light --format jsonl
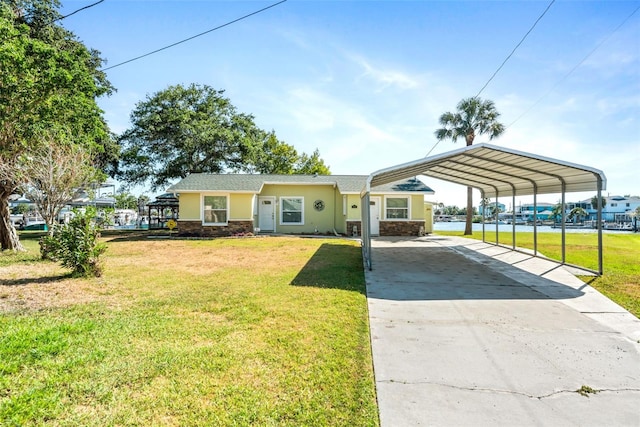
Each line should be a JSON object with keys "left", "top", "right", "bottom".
{"left": 351, "top": 204, "right": 358, "bottom": 209}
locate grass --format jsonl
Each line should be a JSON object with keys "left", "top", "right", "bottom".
{"left": 0, "top": 234, "right": 378, "bottom": 426}
{"left": 436, "top": 230, "right": 640, "bottom": 318}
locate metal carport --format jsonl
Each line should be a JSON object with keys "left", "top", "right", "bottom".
{"left": 360, "top": 143, "right": 607, "bottom": 275}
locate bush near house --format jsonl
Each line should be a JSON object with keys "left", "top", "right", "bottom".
{"left": 40, "top": 207, "right": 107, "bottom": 277}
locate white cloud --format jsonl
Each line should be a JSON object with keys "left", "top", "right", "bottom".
{"left": 346, "top": 53, "right": 419, "bottom": 91}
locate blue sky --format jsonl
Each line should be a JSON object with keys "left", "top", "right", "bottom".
{"left": 60, "top": 0, "right": 639, "bottom": 207}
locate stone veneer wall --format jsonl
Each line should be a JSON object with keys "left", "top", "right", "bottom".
{"left": 380, "top": 221, "right": 425, "bottom": 236}
{"left": 178, "top": 220, "right": 254, "bottom": 237}
{"left": 346, "top": 221, "right": 362, "bottom": 237}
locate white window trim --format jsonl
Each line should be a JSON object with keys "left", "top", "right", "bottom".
{"left": 202, "top": 193, "right": 229, "bottom": 226}
{"left": 384, "top": 195, "right": 411, "bottom": 220}
{"left": 280, "top": 196, "right": 304, "bottom": 225}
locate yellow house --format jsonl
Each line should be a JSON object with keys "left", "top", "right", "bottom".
{"left": 166, "top": 174, "right": 434, "bottom": 237}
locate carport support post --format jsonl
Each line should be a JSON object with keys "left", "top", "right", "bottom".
{"left": 481, "top": 191, "right": 486, "bottom": 243}
{"left": 494, "top": 195, "right": 499, "bottom": 245}
{"left": 533, "top": 192, "right": 538, "bottom": 256}
{"left": 597, "top": 178, "right": 603, "bottom": 275}
{"left": 512, "top": 194, "right": 516, "bottom": 250}
{"left": 561, "top": 185, "right": 566, "bottom": 264}
{"left": 362, "top": 192, "right": 372, "bottom": 270}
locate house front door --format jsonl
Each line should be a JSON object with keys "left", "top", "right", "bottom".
{"left": 258, "top": 197, "right": 275, "bottom": 232}
{"left": 370, "top": 197, "right": 380, "bottom": 236}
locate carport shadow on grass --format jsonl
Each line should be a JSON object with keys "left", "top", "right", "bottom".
{"left": 290, "top": 243, "right": 366, "bottom": 294}
{"left": 365, "top": 244, "right": 585, "bottom": 302}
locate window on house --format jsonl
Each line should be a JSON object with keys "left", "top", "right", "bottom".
{"left": 281, "top": 197, "right": 303, "bottom": 224}
{"left": 203, "top": 195, "right": 227, "bottom": 224}
{"left": 386, "top": 197, "right": 409, "bottom": 219}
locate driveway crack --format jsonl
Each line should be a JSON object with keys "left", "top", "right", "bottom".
{"left": 378, "top": 379, "right": 640, "bottom": 399}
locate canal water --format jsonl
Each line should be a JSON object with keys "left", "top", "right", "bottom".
{"left": 434, "top": 222, "right": 636, "bottom": 234}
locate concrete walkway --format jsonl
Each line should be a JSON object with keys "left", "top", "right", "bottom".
{"left": 365, "top": 236, "right": 640, "bottom": 427}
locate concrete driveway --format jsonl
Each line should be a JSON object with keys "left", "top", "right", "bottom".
{"left": 365, "top": 236, "right": 640, "bottom": 427}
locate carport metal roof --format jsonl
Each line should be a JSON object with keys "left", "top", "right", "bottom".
{"left": 360, "top": 144, "right": 607, "bottom": 275}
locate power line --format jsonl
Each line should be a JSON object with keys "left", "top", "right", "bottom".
{"left": 427, "top": 1, "right": 555, "bottom": 157}
{"left": 55, "top": 0, "right": 105, "bottom": 23}
{"left": 3, "top": 0, "right": 104, "bottom": 41}
{"left": 507, "top": 3, "right": 640, "bottom": 128}
{"left": 101, "top": 0, "right": 287, "bottom": 72}
{"left": 476, "top": 0, "right": 555, "bottom": 97}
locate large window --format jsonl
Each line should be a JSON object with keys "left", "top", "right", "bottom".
{"left": 203, "top": 195, "right": 228, "bottom": 224}
{"left": 281, "top": 197, "right": 303, "bottom": 225}
{"left": 386, "top": 197, "right": 409, "bottom": 219}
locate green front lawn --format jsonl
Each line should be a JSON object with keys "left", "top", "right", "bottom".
{"left": 0, "top": 236, "right": 378, "bottom": 426}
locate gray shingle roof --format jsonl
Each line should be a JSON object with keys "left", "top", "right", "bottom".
{"left": 167, "top": 174, "right": 434, "bottom": 194}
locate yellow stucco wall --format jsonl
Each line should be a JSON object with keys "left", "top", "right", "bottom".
{"left": 178, "top": 193, "right": 200, "bottom": 220}
{"left": 230, "top": 193, "right": 254, "bottom": 219}
{"left": 424, "top": 202, "right": 433, "bottom": 233}
{"left": 178, "top": 192, "right": 254, "bottom": 221}
{"left": 347, "top": 194, "right": 426, "bottom": 221}
{"left": 345, "top": 194, "right": 361, "bottom": 221}
{"left": 410, "top": 195, "right": 424, "bottom": 219}
{"left": 178, "top": 186, "right": 427, "bottom": 233}
{"left": 260, "top": 184, "right": 340, "bottom": 234}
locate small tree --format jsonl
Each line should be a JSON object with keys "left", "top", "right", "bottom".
{"left": 19, "top": 129, "right": 103, "bottom": 234}
{"left": 115, "top": 191, "right": 138, "bottom": 210}
{"left": 40, "top": 207, "right": 106, "bottom": 277}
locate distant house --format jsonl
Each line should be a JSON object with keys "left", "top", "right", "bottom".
{"left": 166, "top": 174, "right": 434, "bottom": 237}
{"left": 517, "top": 202, "right": 556, "bottom": 221}
{"left": 573, "top": 195, "right": 640, "bottom": 223}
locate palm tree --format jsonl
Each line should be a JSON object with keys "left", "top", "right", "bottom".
{"left": 435, "top": 97, "right": 505, "bottom": 235}
{"left": 569, "top": 207, "right": 588, "bottom": 224}
{"left": 480, "top": 197, "right": 492, "bottom": 220}
{"left": 591, "top": 195, "right": 606, "bottom": 210}
{"left": 551, "top": 203, "right": 564, "bottom": 225}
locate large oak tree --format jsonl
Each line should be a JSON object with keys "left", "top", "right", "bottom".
{"left": 0, "top": 0, "right": 114, "bottom": 250}
{"left": 116, "top": 84, "right": 329, "bottom": 192}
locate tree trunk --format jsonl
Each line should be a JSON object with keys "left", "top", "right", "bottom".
{"left": 0, "top": 185, "right": 25, "bottom": 251}
{"left": 464, "top": 186, "right": 473, "bottom": 235}
{"left": 464, "top": 133, "right": 474, "bottom": 235}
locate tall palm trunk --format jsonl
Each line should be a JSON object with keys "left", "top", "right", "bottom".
{"left": 464, "top": 186, "right": 473, "bottom": 235}
{"left": 464, "top": 133, "right": 475, "bottom": 235}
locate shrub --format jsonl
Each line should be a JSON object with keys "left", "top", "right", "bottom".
{"left": 40, "top": 207, "right": 107, "bottom": 277}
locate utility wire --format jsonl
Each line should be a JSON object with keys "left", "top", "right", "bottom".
{"left": 102, "top": 0, "right": 287, "bottom": 72}
{"left": 476, "top": 0, "right": 555, "bottom": 97}
{"left": 55, "top": 0, "right": 104, "bottom": 23}
{"left": 3, "top": 0, "right": 104, "bottom": 41}
{"left": 427, "top": 0, "right": 555, "bottom": 157}
{"left": 507, "top": 3, "right": 640, "bottom": 128}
